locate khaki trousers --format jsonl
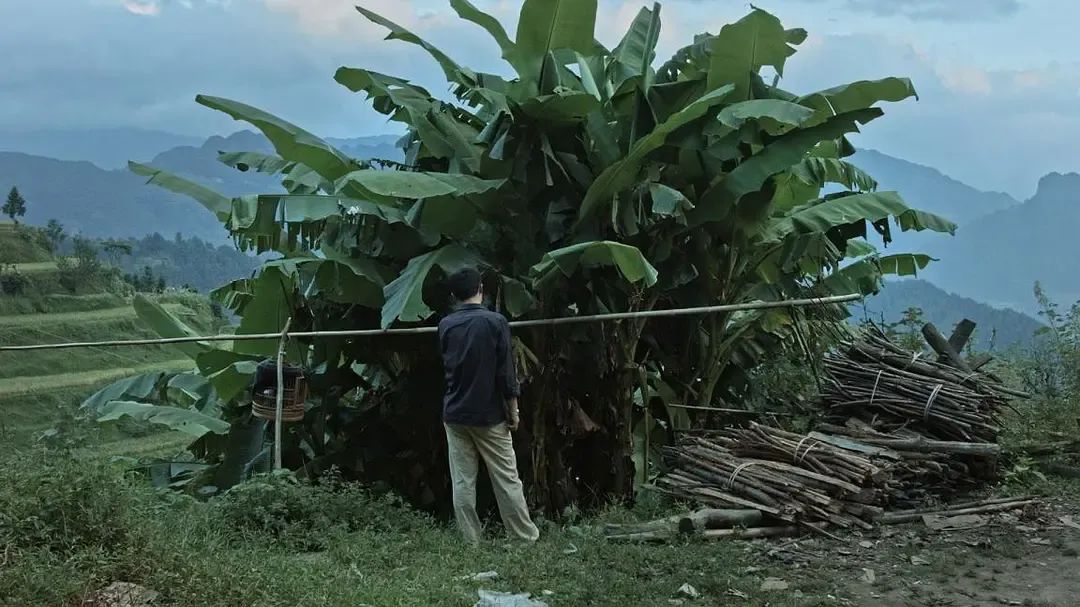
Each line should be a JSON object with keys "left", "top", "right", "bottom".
{"left": 444, "top": 422, "right": 540, "bottom": 543}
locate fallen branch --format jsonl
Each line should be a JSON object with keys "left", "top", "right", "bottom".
{"left": 882, "top": 498, "right": 1036, "bottom": 524}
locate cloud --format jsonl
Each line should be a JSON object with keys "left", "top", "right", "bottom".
{"left": 123, "top": 0, "right": 161, "bottom": 16}
{"left": 939, "top": 66, "right": 992, "bottom": 94}
{"left": 121, "top": 0, "right": 229, "bottom": 16}
{"left": 781, "top": 0, "right": 1021, "bottom": 21}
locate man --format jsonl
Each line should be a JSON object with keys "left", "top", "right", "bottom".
{"left": 438, "top": 267, "right": 540, "bottom": 543}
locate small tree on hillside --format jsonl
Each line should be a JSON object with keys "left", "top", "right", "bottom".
{"left": 3, "top": 187, "right": 27, "bottom": 223}
{"left": 44, "top": 219, "right": 66, "bottom": 252}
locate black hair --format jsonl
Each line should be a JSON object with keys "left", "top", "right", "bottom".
{"left": 447, "top": 267, "right": 482, "bottom": 301}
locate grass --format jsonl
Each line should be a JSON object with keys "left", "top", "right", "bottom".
{"left": 0, "top": 292, "right": 127, "bottom": 316}
{"left": 9, "top": 260, "right": 60, "bottom": 273}
{"left": 0, "top": 359, "right": 191, "bottom": 398}
{"left": 0, "top": 318, "right": 187, "bottom": 379}
{"left": 0, "top": 302, "right": 192, "bottom": 328}
{"left": 0, "top": 455, "right": 819, "bottom": 607}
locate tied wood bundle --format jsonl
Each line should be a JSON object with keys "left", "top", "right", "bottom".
{"left": 820, "top": 328, "right": 1020, "bottom": 443}
{"left": 656, "top": 429, "right": 888, "bottom": 529}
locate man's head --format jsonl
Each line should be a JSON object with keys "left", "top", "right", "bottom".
{"left": 448, "top": 267, "right": 483, "bottom": 303}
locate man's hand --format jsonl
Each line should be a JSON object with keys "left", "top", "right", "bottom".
{"left": 506, "top": 397, "right": 520, "bottom": 431}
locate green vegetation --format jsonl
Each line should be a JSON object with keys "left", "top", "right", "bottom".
{"left": 0, "top": 215, "right": 221, "bottom": 451}
{"left": 0, "top": 456, "right": 799, "bottom": 607}
{"left": 2, "top": 186, "right": 27, "bottom": 222}
{"left": 118, "top": 0, "right": 955, "bottom": 514}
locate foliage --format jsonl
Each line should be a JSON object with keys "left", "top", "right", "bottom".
{"left": 215, "top": 469, "right": 427, "bottom": 551}
{"left": 102, "top": 232, "right": 261, "bottom": 292}
{"left": 44, "top": 218, "right": 65, "bottom": 252}
{"left": 56, "top": 236, "right": 108, "bottom": 294}
{"left": 3, "top": 186, "right": 27, "bottom": 222}
{"left": 0, "top": 455, "right": 133, "bottom": 556}
{"left": 121, "top": 0, "right": 953, "bottom": 512}
{"left": 0, "top": 265, "right": 29, "bottom": 295}
{"left": 123, "top": 265, "right": 168, "bottom": 293}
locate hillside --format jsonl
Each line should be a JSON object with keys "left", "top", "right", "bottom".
{"left": 918, "top": 172, "right": 1080, "bottom": 314}
{"left": 0, "top": 152, "right": 229, "bottom": 241}
{"left": 0, "top": 224, "right": 210, "bottom": 451}
{"left": 858, "top": 279, "right": 1043, "bottom": 350}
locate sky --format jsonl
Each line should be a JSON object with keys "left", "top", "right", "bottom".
{"left": 0, "top": 0, "right": 1077, "bottom": 198}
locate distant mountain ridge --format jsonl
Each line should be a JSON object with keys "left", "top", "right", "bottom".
{"left": 0, "top": 130, "right": 402, "bottom": 241}
{"left": 919, "top": 171, "right": 1080, "bottom": 314}
{"left": 860, "top": 279, "right": 1043, "bottom": 350}
{"left": 852, "top": 149, "right": 1019, "bottom": 224}
{"left": 0, "top": 128, "right": 203, "bottom": 170}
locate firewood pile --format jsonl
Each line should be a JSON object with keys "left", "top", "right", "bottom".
{"left": 655, "top": 425, "right": 887, "bottom": 530}
{"left": 820, "top": 324, "right": 1020, "bottom": 444}
{"left": 624, "top": 320, "right": 1033, "bottom": 541}
{"left": 816, "top": 321, "right": 1026, "bottom": 502}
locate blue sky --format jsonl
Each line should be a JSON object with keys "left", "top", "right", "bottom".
{"left": 1, "top": 0, "right": 1077, "bottom": 197}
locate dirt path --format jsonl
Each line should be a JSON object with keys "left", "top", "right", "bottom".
{"left": 746, "top": 496, "right": 1080, "bottom": 606}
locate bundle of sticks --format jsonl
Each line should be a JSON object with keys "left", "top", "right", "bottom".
{"left": 820, "top": 328, "right": 1017, "bottom": 443}
{"left": 656, "top": 426, "right": 888, "bottom": 530}
{"left": 816, "top": 322, "right": 1026, "bottom": 498}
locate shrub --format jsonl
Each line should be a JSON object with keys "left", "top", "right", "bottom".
{"left": 214, "top": 469, "right": 429, "bottom": 551}
{"left": 0, "top": 269, "right": 28, "bottom": 295}
{"left": 0, "top": 455, "right": 134, "bottom": 556}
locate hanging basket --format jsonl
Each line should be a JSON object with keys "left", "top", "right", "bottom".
{"left": 250, "top": 360, "right": 308, "bottom": 423}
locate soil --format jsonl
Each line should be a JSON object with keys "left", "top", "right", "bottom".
{"left": 747, "top": 496, "right": 1080, "bottom": 606}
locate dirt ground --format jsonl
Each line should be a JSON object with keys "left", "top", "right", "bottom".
{"left": 736, "top": 496, "right": 1080, "bottom": 606}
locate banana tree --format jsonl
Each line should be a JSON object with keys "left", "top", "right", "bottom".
{"left": 124, "top": 1, "right": 953, "bottom": 513}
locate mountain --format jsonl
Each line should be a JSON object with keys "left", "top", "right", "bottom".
{"left": 0, "top": 152, "right": 229, "bottom": 242}
{"left": 0, "top": 128, "right": 202, "bottom": 170}
{"left": 0, "top": 131, "right": 402, "bottom": 241}
{"left": 147, "top": 131, "right": 403, "bottom": 194}
{"left": 853, "top": 149, "right": 1019, "bottom": 225}
{"left": 919, "top": 172, "right": 1080, "bottom": 314}
{"left": 858, "top": 279, "right": 1043, "bottom": 350}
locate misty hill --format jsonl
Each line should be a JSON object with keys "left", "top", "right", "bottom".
{"left": 858, "top": 279, "right": 1043, "bottom": 350}
{"left": 146, "top": 131, "right": 402, "bottom": 194}
{"left": 920, "top": 172, "right": 1080, "bottom": 314}
{"left": 0, "top": 131, "right": 401, "bottom": 241}
{"left": 0, "top": 128, "right": 202, "bottom": 171}
{"left": 853, "top": 149, "right": 1019, "bottom": 225}
{"left": 0, "top": 152, "right": 229, "bottom": 241}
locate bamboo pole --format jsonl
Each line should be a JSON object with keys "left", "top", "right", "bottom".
{"left": 0, "top": 294, "right": 862, "bottom": 352}
{"left": 273, "top": 317, "right": 292, "bottom": 471}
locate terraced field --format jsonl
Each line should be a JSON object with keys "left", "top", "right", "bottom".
{"left": 0, "top": 222, "right": 221, "bottom": 457}
{"left": 0, "top": 292, "right": 210, "bottom": 453}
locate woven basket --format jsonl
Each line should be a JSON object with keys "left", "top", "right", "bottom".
{"left": 251, "top": 374, "right": 308, "bottom": 422}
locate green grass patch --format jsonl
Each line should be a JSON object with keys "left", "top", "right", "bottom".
{"left": 0, "top": 222, "right": 53, "bottom": 264}
{"left": 0, "top": 302, "right": 192, "bottom": 328}
{"left": 11, "top": 260, "right": 61, "bottom": 273}
{"left": 0, "top": 293, "right": 127, "bottom": 316}
{"left": 0, "top": 457, "right": 818, "bottom": 607}
{"left": 0, "top": 318, "right": 188, "bottom": 379}
{"left": 0, "top": 359, "right": 191, "bottom": 399}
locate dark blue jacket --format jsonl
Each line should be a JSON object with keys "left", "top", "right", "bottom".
{"left": 438, "top": 303, "right": 520, "bottom": 426}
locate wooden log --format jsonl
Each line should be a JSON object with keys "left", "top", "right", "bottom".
{"left": 606, "top": 523, "right": 826, "bottom": 543}
{"left": 947, "top": 319, "right": 977, "bottom": 356}
{"left": 678, "top": 509, "right": 762, "bottom": 533}
{"left": 700, "top": 522, "right": 826, "bottom": 541}
{"left": 844, "top": 437, "right": 1001, "bottom": 456}
{"left": 884, "top": 495, "right": 1032, "bottom": 517}
{"left": 882, "top": 499, "right": 1036, "bottom": 524}
{"left": 967, "top": 353, "right": 994, "bottom": 370}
